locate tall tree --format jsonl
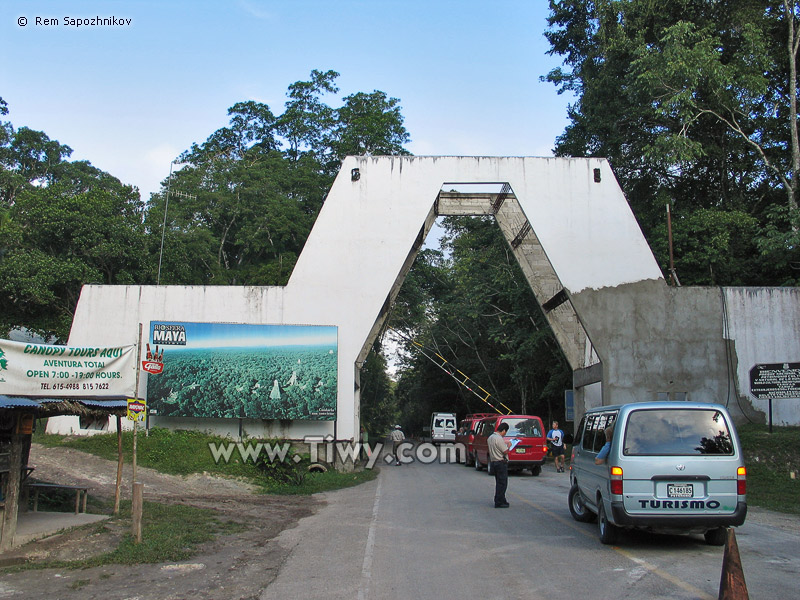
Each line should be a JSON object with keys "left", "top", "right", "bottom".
{"left": 150, "top": 70, "right": 411, "bottom": 287}
{"left": 544, "top": 0, "right": 800, "bottom": 285}
{"left": 0, "top": 141, "right": 148, "bottom": 339}
{"left": 391, "top": 217, "right": 572, "bottom": 434}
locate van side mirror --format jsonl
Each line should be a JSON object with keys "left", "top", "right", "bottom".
{"left": 565, "top": 433, "right": 574, "bottom": 445}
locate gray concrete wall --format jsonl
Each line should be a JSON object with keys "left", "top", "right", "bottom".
{"left": 570, "top": 280, "right": 756, "bottom": 421}
{"left": 723, "top": 287, "right": 800, "bottom": 425}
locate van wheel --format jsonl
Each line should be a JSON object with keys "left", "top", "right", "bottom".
{"left": 704, "top": 527, "right": 728, "bottom": 546}
{"left": 474, "top": 455, "right": 483, "bottom": 471}
{"left": 530, "top": 465, "right": 541, "bottom": 476}
{"left": 598, "top": 502, "right": 619, "bottom": 544}
{"left": 568, "top": 485, "right": 594, "bottom": 523}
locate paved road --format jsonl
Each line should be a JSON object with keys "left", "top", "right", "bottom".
{"left": 261, "top": 453, "right": 799, "bottom": 600}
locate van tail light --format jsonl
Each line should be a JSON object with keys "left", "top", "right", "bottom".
{"left": 737, "top": 466, "right": 746, "bottom": 495}
{"left": 543, "top": 444, "right": 549, "bottom": 454}
{"left": 610, "top": 466, "right": 623, "bottom": 495}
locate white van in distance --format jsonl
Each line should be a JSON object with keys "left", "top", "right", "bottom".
{"left": 431, "top": 412, "right": 457, "bottom": 444}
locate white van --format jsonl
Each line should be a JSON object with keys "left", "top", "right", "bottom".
{"left": 568, "top": 402, "right": 747, "bottom": 545}
{"left": 430, "top": 412, "right": 457, "bottom": 444}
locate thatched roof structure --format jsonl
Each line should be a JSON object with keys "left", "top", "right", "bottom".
{"left": 0, "top": 395, "right": 128, "bottom": 418}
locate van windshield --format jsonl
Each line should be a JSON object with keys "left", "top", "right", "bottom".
{"left": 623, "top": 409, "right": 734, "bottom": 456}
{"left": 501, "top": 418, "right": 542, "bottom": 438}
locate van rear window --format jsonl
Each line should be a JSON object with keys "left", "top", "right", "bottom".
{"left": 623, "top": 409, "right": 734, "bottom": 456}
{"left": 501, "top": 418, "right": 542, "bottom": 438}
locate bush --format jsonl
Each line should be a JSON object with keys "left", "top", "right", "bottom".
{"left": 253, "top": 440, "right": 309, "bottom": 485}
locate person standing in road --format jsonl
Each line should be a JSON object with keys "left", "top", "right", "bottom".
{"left": 547, "top": 421, "right": 566, "bottom": 473}
{"left": 488, "top": 422, "right": 511, "bottom": 507}
{"left": 390, "top": 424, "right": 405, "bottom": 466}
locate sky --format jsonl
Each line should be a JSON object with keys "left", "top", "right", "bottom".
{"left": 150, "top": 321, "right": 338, "bottom": 349}
{"left": 1, "top": 0, "right": 573, "bottom": 203}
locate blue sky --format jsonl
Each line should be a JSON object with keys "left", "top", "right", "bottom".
{"left": 2, "top": 1, "right": 572, "bottom": 203}
{"left": 151, "top": 321, "right": 338, "bottom": 349}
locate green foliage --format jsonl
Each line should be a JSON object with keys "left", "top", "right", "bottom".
{"left": 359, "top": 344, "right": 397, "bottom": 439}
{"left": 391, "top": 217, "right": 571, "bottom": 435}
{"left": 651, "top": 207, "right": 764, "bottom": 285}
{"left": 737, "top": 424, "right": 800, "bottom": 514}
{"left": 544, "top": 0, "right": 800, "bottom": 286}
{"left": 34, "top": 427, "right": 377, "bottom": 494}
{"left": 271, "top": 467, "right": 377, "bottom": 495}
{"left": 0, "top": 72, "right": 411, "bottom": 336}
{"left": 0, "top": 100, "right": 150, "bottom": 340}
{"left": 253, "top": 442, "right": 308, "bottom": 486}
{"left": 36, "top": 427, "right": 262, "bottom": 479}
{"left": 2, "top": 500, "right": 236, "bottom": 572}
{"left": 151, "top": 70, "right": 411, "bottom": 287}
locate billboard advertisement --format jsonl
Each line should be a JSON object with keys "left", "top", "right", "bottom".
{"left": 0, "top": 338, "right": 136, "bottom": 397}
{"left": 146, "top": 322, "right": 338, "bottom": 420}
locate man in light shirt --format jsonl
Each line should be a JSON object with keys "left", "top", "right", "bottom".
{"left": 488, "top": 422, "right": 511, "bottom": 507}
{"left": 390, "top": 424, "right": 405, "bottom": 466}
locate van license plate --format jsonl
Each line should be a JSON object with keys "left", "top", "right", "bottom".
{"left": 515, "top": 448, "right": 525, "bottom": 454}
{"left": 667, "top": 484, "right": 693, "bottom": 498}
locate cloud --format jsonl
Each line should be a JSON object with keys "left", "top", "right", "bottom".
{"left": 237, "top": 0, "right": 275, "bottom": 20}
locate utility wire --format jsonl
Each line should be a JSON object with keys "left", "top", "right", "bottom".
{"left": 388, "top": 327, "right": 512, "bottom": 415}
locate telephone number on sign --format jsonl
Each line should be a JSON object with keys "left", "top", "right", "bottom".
{"left": 81, "top": 383, "right": 110, "bottom": 390}
{"left": 51, "top": 383, "right": 81, "bottom": 390}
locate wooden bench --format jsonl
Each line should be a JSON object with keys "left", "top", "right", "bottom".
{"left": 25, "top": 483, "right": 89, "bottom": 515}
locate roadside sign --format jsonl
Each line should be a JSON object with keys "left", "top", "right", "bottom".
{"left": 749, "top": 363, "right": 800, "bottom": 399}
{"left": 565, "top": 390, "right": 574, "bottom": 421}
{"left": 127, "top": 398, "right": 147, "bottom": 421}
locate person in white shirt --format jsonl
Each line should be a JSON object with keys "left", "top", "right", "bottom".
{"left": 547, "top": 421, "right": 566, "bottom": 473}
{"left": 390, "top": 425, "right": 405, "bottom": 466}
{"left": 488, "top": 422, "right": 511, "bottom": 507}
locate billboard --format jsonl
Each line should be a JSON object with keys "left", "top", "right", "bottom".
{"left": 145, "top": 322, "right": 338, "bottom": 420}
{"left": 0, "top": 338, "right": 136, "bottom": 397}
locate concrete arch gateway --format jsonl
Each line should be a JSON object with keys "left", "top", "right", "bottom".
{"left": 50, "top": 157, "right": 800, "bottom": 440}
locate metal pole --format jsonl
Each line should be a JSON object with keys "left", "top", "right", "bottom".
{"left": 769, "top": 398, "right": 773, "bottom": 434}
{"left": 157, "top": 161, "right": 175, "bottom": 285}
{"left": 667, "top": 203, "right": 680, "bottom": 286}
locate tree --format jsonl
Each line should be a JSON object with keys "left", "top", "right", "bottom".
{"left": 0, "top": 99, "right": 149, "bottom": 339}
{"left": 391, "top": 217, "right": 572, "bottom": 430}
{"left": 332, "top": 91, "right": 412, "bottom": 158}
{"left": 150, "top": 70, "right": 411, "bottom": 287}
{"left": 544, "top": 0, "right": 800, "bottom": 285}
{"left": 0, "top": 98, "right": 73, "bottom": 206}
{"left": 358, "top": 343, "right": 397, "bottom": 437}
{"left": 0, "top": 163, "right": 148, "bottom": 340}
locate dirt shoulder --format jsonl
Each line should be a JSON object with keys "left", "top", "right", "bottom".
{"left": 0, "top": 443, "right": 322, "bottom": 600}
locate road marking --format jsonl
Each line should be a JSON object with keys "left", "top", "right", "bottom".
{"left": 614, "top": 547, "right": 715, "bottom": 600}
{"left": 510, "top": 491, "right": 715, "bottom": 600}
{"left": 358, "top": 477, "right": 382, "bottom": 600}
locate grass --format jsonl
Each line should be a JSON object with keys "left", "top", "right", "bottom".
{"left": 737, "top": 424, "right": 800, "bottom": 515}
{"left": 33, "top": 427, "right": 377, "bottom": 495}
{"left": 2, "top": 500, "right": 245, "bottom": 572}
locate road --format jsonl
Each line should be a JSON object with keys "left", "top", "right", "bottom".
{"left": 261, "top": 448, "right": 799, "bottom": 600}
